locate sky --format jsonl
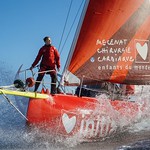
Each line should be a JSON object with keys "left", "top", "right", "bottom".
{"left": 0, "top": 0, "right": 85, "bottom": 75}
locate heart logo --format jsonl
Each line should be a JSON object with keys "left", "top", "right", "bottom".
{"left": 62, "top": 113, "right": 76, "bottom": 133}
{"left": 136, "top": 42, "right": 148, "bottom": 60}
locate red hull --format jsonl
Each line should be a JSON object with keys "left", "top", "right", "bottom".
{"left": 26, "top": 93, "right": 144, "bottom": 139}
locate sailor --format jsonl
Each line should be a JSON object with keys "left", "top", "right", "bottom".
{"left": 30, "top": 36, "right": 60, "bottom": 94}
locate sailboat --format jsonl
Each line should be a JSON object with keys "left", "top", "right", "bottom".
{"left": 1, "top": 0, "right": 150, "bottom": 139}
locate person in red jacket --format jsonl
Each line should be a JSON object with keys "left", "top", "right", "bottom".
{"left": 30, "top": 36, "right": 60, "bottom": 94}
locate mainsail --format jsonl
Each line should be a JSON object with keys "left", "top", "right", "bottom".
{"left": 63, "top": 0, "right": 150, "bottom": 85}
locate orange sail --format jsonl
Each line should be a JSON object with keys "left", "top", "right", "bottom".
{"left": 64, "top": 0, "right": 150, "bottom": 85}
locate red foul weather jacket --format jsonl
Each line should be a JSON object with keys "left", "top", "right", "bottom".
{"left": 32, "top": 45, "right": 60, "bottom": 70}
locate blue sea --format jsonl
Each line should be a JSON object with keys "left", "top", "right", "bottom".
{"left": 0, "top": 63, "right": 150, "bottom": 150}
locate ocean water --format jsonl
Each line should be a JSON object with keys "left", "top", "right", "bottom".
{"left": 0, "top": 64, "right": 150, "bottom": 150}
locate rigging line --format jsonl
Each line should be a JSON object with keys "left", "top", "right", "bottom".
{"left": 60, "top": 0, "right": 85, "bottom": 55}
{"left": 0, "top": 90, "right": 28, "bottom": 121}
{"left": 58, "top": 0, "right": 73, "bottom": 51}
{"left": 0, "top": 84, "right": 15, "bottom": 89}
